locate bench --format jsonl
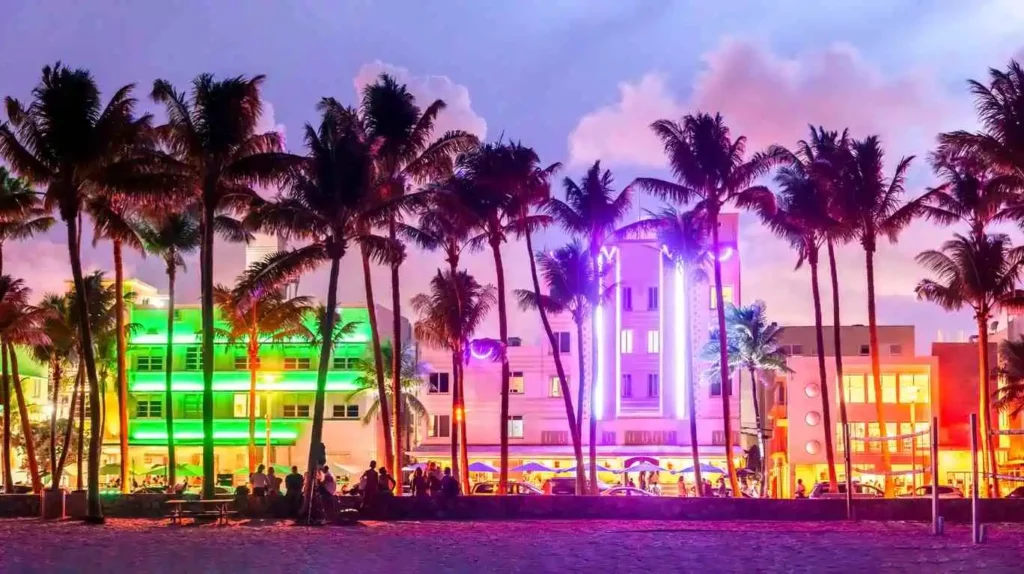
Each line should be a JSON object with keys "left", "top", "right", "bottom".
{"left": 166, "top": 498, "right": 237, "bottom": 525}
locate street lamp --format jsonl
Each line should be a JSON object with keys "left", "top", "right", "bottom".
{"left": 263, "top": 374, "right": 276, "bottom": 466}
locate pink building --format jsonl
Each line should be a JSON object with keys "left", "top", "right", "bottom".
{"left": 414, "top": 214, "right": 744, "bottom": 482}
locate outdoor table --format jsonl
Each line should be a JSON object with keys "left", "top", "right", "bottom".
{"left": 165, "top": 498, "right": 235, "bottom": 525}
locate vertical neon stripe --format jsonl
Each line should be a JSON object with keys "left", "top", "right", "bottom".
{"left": 595, "top": 252, "right": 606, "bottom": 420}
{"left": 657, "top": 248, "right": 665, "bottom": 417}
{"left": 675, "top": 260, "right": 688, "bottom": 419}
{"left": 614, "top": 249, "right": 622, "bottom": 417}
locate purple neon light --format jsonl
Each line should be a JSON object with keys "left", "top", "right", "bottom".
{"left": 674, "top": 259, "right": 688, "bottom": 419}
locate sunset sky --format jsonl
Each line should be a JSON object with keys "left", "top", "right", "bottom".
{"left": 3, "top": 1, "right": 1024, "bottom": 352}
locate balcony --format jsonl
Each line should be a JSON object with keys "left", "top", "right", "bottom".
{"left": 128, "top": 370, "right": 361, "bottom": 393}
{"left": 127, "top": 419, "right": 304, "bottom": 446}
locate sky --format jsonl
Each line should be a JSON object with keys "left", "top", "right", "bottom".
{"left": 2, "top": 0, "right": 1024, "bottom": 353}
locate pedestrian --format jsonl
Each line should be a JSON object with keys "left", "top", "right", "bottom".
{"left": 320, "top": 465, "right": 337, "bottom": 517}
{"left": 285, "top": 466, "right": 303, "bottom": 516}
{"left": 627, "top": 477, "right": 636, "bottom": 488}
{"left": 639, "top": 472, "right": 647, "bottom": 491}
{"left": 267, "top": 466, "right": 280, "bottom": 496}
{"left": 795, "top": 478, "right": 807, "bottom": 499}
{"left": 412, "top": 467, "right": 428, "bottom": 497}
{"left": 427, "top": 464, "right": 442, "bottom": 496}
{"left": 717, "top": 477, "right": 727, "bottom": 497}
{"left": 440, "top": 466, "right": 460, "bottom": 497}
{"left": 379, "top": 467, "right": 397, "bottom": 495}
{"left": 250, "top": 464, "right": 268, "bottom": 499}
{"left": 361, "top": 460, "right": 380, "bottom": 508}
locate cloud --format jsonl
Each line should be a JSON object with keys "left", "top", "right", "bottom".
{"left": 354, "top": 61, "right": 487, "bottom": 139}
{"left": 568, "top": 39, "right": 969, "bottom": 167}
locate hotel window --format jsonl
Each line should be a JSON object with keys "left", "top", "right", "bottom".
{"left": 646, "top": 374, "right": 660, "bottom": 398}
{"left": 136, "top": 398, "right": 162, "bottom": 419}
{"left": 332, "top": 356, "right": 359, "bottom": 370}
{"left": 137, "top": 354, "right": 165, "bottom": 372}
{"left": 647, "top": 287, "right": 658, "bottom": 311}
{"left": 709, "top": 285, "right": 734, "bottom": 310}
{"left": 233, "top": 394, "right": 261, "bottom": 418}
{"left": 507, "top": 415, "right": 524, "bottom": 439}
{"left": 790, "top": 345, "right": 804, "bottom": 356}
{"left": 283, "top": 403, "right": 311, "bottom": 418}
{"left": 234, "top": 355, "right": 260, "bottom": 370}
{"left": 889, "top": 344, "right": 903, "bottom": 356}
{"left": 284, "top": 357, "right": 311, "bottom": 370}
{"left": 646, "top": 330, "right": 660, "bottom": 353}
{"left": 880, "top": 374, "right": 898, "bottom": 404}
{"left": 622, "top": 287, "right": 633, "bottom": 311}
{"left": 711, "top": 376, "right": 732, "bottom": 396}
{"left": 184, "top": 347, "right": 203, "bottom": 371}
{"left": 858, "top": 344, "right": 870, "bottom": 356}
{"left": 620, "top": 329, "right": 634, "bottom": 353}
{"left": 551, "top": 331, "right": 571, "bottom": 354}
{"left": 621, "top": 374, "right": 633, "bottom": 398}
{"left": 847, "top": 422, "right": 866, "bottom": 453}
{"left": 332, "top": 404, "right": 360, "bottom": 419}
{"left": 842, "top": 374, "right": 866, "bottom": 404}
{"left": 182, "top": 394, "right": 201, "bottom": 419}
{"left": 549, "top": 376, "right": 563, "bottom": 398}
{"left": 428, "top": 373, "right": 450, "bottom": 394}
{"left": 429, "top": 415, "right": 451, "bottom": 438}
{"left": 866, "top": 423, "right": 882, "bottom": 453}
{"left": 899, "top": 373, "right": 929, "bottom": 403}
{"left": 510, "top": 371, "right": 525, "bottom": 394}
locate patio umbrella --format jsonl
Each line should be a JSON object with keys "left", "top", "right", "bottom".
{"left": 147, "top": 463, "right": 204, "bottom": 477}
{"left": 511, "top": 462, "right": 555, "bottom": 473}
{"left": 402, "top": 462, "right": 427, "bottom": 472}
{"left": 331, "top": 463, "right": 360, "bottom": 476}
{"left": 675, "top": 463, "right": 725, "bottom": 475}
{"left": 232, "top": 464, "right": 290, "bottom": 475}
{"left": 558, "top": 463, "right": 613, "bottom": 474}
{"left": 468, "top": 462, "right": 500, "bottom": 473}
{"left": 618, "top": 461, "right": 668, "bottom": 474}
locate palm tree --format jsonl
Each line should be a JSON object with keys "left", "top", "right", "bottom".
{"left": 412, "top": 270, "right": 495, "bottom": 492}
{"left": 703, "top": 301, "right": 791, "bottom": 496}
{"left": 995, "top": 339, "right": 1024, "bottom": 417}
{"left": 548, "top": 161, "right": 632, "bottom": 490}
{"left": 834, "top": 135, "right": 924, "bottom": 496}
{"left": 349, "top": 341, "right": 428, "bottom": 458}
{"left": 629, "top": 113, "right": 779, "bottom": 496}
{"left": 215, "top": 279, "right": 314, "bottom": 472}
{"left": 0, "top": 167, "right": 54, "bottom": 275}
{"left": 619, "top": 207, "right": 713, "bottom": 495}
{"left": 150, "top": 74, "right": 298, "bottom": 498}
{"left": 0, "top": 64, "right": 155, "bottom": 521}
{"left": 514, "top": 243, "right": 596, "bottom": 493}
{"left": 32, "top": 293, "right": 79, "bottom": 489}
{"left": 762, "top": 145, "right": 842, "bottom": 492}
{"left": 915, "top": 233, "right": 1024, "bottom": 496}
{"left": 921, "top": 149, "right": 1021, "bottom": 241}
{"left": 360, "top": 74, "right": 477, "bottom": 475}
{"left": 138, "top": 212, "right": 200, "bottom": 486}
{"left": 242, "top": 101, "right": 392, "bottom": 511}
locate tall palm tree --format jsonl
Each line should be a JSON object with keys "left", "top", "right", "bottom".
{"left": 921, "top": 149, "right": 1021, "bottom": 241}
{"left": 150, "top": 74, "right": 297, "bottom": 498}
{"left": 629, "top": 113, "right": 779, "bottom": 496}
{"left": 215, "top": 279, "right": 313, "bottom": 471}
{"left": 87, "top": 195, "right": 145, "bottom": 493}
{"left": 514, "top": 243, "right": 596, "bottom": 493}
{"left": 32, "top": 293, "right": 78, "bottom": 489}
{"left": 138, "top": 212, "right": 200, "bottom": 486}
{"left": 762, "top": 145, "right": 842, "bottom": 492}
{"left": 0, "top": 167, "right": 54, "bottom": 275}
{"left": 242, "top": 101, "right": 393, "bottom": 511}
{"left": 915, "top": 233, "right": 1024, "bottom": 496}
{"left": 619, "top": 207, "right": 713, "bottom": 495}
{"left": 0, "top": 64, "right": 154, "bottom": 521}
{"left": 834, "top": 135, "right": 924, "bottom": 496}
{"left": 548, "top": 161, "right": 632, "bottom": 490}
{"left": 412, "top": 270, "right": 495, "bottom": 492}
{"left": 349, "top": 341, "right": 428, "bottom": 458}
{"left": 702, "top": 301, "right": 791, "bottom": 496}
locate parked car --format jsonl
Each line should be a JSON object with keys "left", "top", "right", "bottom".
{"left": 899, "top": 485, "right": 964, "bottom": 498}
{"left": 472, "top": 481, "right": 542, "bottom": 495}
{"left": 809, "top": 482, "right": 883, "bottom": 499}
{"left": 542, "top": 477, "right": 611, "bottom": 495}
{"left": 1005, "top": 486, "right": 1024, "bottom": 498}
{"left": 601, "top": 486, "right": 654, "bottom": 497}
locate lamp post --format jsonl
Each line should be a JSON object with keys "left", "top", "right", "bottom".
{"left": 263, "top": 374, "right": 276, "bottom": 467}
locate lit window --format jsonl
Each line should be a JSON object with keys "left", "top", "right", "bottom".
{"left": 136, "top": 399, "right": 163, "bottom": 419}
{"left": 899, "top": 374, "right": 929, "bottom": 403}
{"left": 646, "top": 374, "right": 659, "bottom": 398}
{"left": 510, "top": 371, "right": 525, "bottom": 394}
{"left": 842, "top": 374, "right": 866, "bottom": 404}
{"left": 709, "top": 285, "right": 734, "bottom": 310}
{"left": 233, "top": 394, "right": 261, "bottom": 418}
{"left": 185, "top": 347, "right": 203, "bottom": 371}
{"left": 549, "top": 376, "right": 563, "bottom": 398}
{"left": 507, "top": 415, "right": 524, "bottom": 439}
{"left": 647, "top": 287, "right": 658, "bottom": 311}
{"left": 137, "top": 355, "right": 165, "bottom": 372}
{"left": 332, "top": 404, "right": 360, "bottom": 419}
{"left": 429, "top": 415, "right": 451, "bottom": 438}
{"left": 182, "top": 394, "right": 201, "bottom": 418}
{"left": 284, "top": 357, "right": 311, "bottom": 370}
{"left": 620, "top": 329, "right": 634, "bottom": 354}
{"left": 881, "top": 374, "right": 898, "bottom": 404}
{"left": 428, "top": 373, "right": 450, "bottom": 394}
{"left": 622, "top": 287, "right": 633, "bottom": 311}
{"left": 621, "top": 374, "right": 633, "bottom": 398}
{"left": 646, "top": 330, "right": 660, "bottom": 353}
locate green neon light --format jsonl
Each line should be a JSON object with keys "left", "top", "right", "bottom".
{"left": 128, "top": 420, "right": 303, "bottom": 446}
{"left": 128, "top": 371, "right": 361, "bottom": 392}
{"left": 130, "top": 333, "right": 370, "bottom": 345}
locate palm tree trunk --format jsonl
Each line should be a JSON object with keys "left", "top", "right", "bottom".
{"left": 303, "top": 255, "right": 340, "bottom": 519}
{"left": 65, "top": 213, "right": 104, "bottom": 522}
{"left": 114, "top": 239, "right": 130, "bottom": 494}
{"left": 490, "top": 238, "right": 511, "bottom": 494}
{"left": 589, "top": 247, "right": 601, "bottom": 495}
{"left": 450, "top": 351, "right": 460, "bottom": 488}
{"left": 361, "top": 245, "right": 394, "bottom": 471}
{"left": 199, "top": 204, "right": 216, "bottom": 499}
{"left": 1, "top": 342, "right": 12, "bottom": 492}
{"left": 683, "top": 268, "right": 703, "bottom": 497}
{"left": 248, "top": 334, "right": 258, "bottom": 474}
{"left": 827, "top": 240, "right": 852, "bottom": 495}
{"left": 164, "top": 260, "right": 177, "bottom": 487}
{"left": 447, "top": 258, "right": 469, "bottom": 493}
{"left": 747, "top": 367, "right": 766, "bottom": 496}
{"left": 864, "top": 245, "right": 893, "bottom": 496}
{"left": 57, "top": 368, "right": 80, "bottom": 490}
{"left": 977, "top": 318, "right": 1000, "bottom": 497}
{"left": 49, "top": 360, "right": 60, "bottom": 486}
{"left": 573, "top": 320, "right": 589, "bottom": 494}
{"left": 457, "top": 355, "right": 470, "bottom": 494}
{"left": 711, "top": 219, "right": 741, "bottom": 497}
{"left": 523, "top": 230, "right": 584, "bottom": 493}
{"left": 389, "top": 220, "right": 403, "bottom": 491}
{"left": 8, "top": 343, "right": 41, "bottom": 492}
{"left": 809, "top": 250, "right": 839, "bottom": 492}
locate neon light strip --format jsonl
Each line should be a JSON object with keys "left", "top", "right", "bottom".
{"left": 130, "top": 333, "right": 370, "bottom": 345}
{"left": 129, "top": 371, "right": 360, "bottom": 392}
{"left": 715, "top": 247, "right": 735, "bottom": 262}
{"left": 674, "top": 258, "right": 688, "bottom": 419}
{"left": 133, "top": 430, "right": 299, "bottom": 441}
{"left": 614, "top": 248, "right": 622, "bottom": 417}
{"left": 595, "top": 252, "right": 607, "bottom": 420}
{"left": 658, "top": 248, "right": 665, "bottom": 417}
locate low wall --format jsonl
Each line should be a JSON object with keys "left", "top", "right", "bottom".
{"left": 1, "top": 493, "right": 1022, "bottom": 522}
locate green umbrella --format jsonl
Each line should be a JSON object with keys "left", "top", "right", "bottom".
{"left": 232, "top": 464, "right": 290, "bottom": 476}
{"left": 146, "top": 463, "right": 204, "bottom": 478}
{"left": 99, "top": 462, "right": 143, "bottom": 475}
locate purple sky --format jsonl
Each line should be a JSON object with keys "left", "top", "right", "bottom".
{"left": 3, "top": 1, "right": 1024, "bottom": 353}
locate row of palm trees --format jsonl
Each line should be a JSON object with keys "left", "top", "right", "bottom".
{"left": 2, "top": 56, "right": 1024, "bottom": 518}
